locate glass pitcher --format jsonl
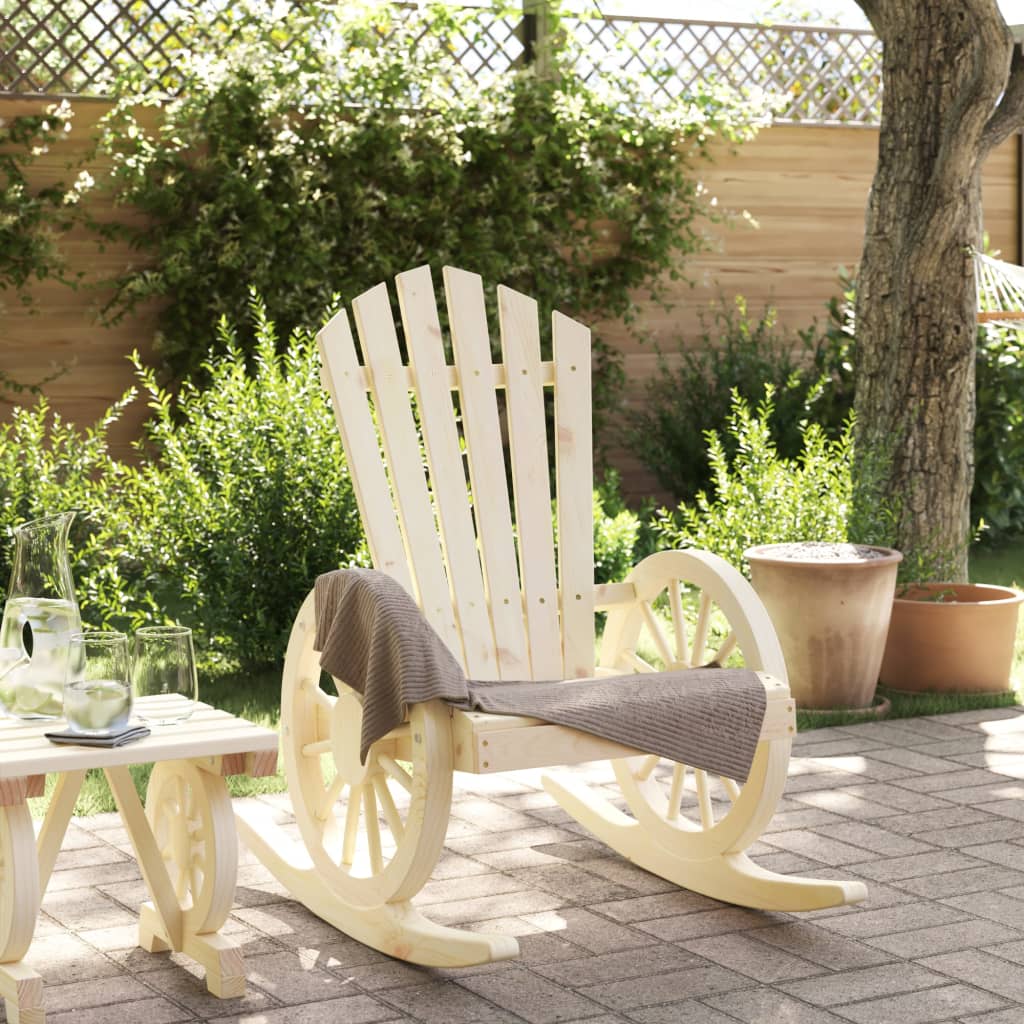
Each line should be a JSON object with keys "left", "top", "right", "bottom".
{"left": 0, "top": 512, "right": 81, "bottom": 718}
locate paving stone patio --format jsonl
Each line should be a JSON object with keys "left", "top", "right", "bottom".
{"left": 9, "top": 705, "right": 1024, "bottom": 1024}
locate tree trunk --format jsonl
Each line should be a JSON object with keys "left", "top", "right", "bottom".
{"left": 853, "top": 1, "right": 1016, "bottom": 580}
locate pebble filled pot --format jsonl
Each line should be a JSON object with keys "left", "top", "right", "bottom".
{"left": 879, "top": 582, "right": 1023, "bottom": 694}
{"left": 744, "top": 541, "right": 903, "bottom": 710}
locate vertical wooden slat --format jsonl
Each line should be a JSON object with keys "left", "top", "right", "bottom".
{"left": 351, "top": 283, "right": 461, "bottom": 655}
{"left": 317, "top": 311, "right": 413, "bottom": 594}
{"left": 443, "top": 266, "right": 530, "bottom": 680}
{"left": 498, "top": 285, "right": 561, "bottom": 680}
{"left": 554, "top": 310, "right": 595, "bottom": 678}
{"left": 396, "top": 266, "right": 499, "bottom": 678}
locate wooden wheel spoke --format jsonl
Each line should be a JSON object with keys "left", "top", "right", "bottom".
{"left": 302, "top": 739, "right": 333, "bottom": 758}
{"left": 667, "top": 763, "right": 686, "bottom": 821}
{"left": 636, "top": 754, "right": 659, "bottom": 781}
{"left": 373, "top": 775, "right": 405, "bottom": 842}
{"left": 721, "top": 776, "right": 741, "bottom": 802}
{"left": 640, "top": 601, "right": 674, "bottom": 667}
{"left": 341, "top": 789, "right": 361, "bottom": 868}
{"left": 668, "top": 579, "right": 689, "bottom": 666}
{"left": 363, "top": 785, "right": 384, "bottom": 874}
{"left": 311, "top": 684, "right": 335, "bottom": 714}
{"left": 318, "top": 774, "right": 346, "bottom": 821}
{"left": 709, "top": 630, "right": 738, "bottom": 668}
{"left": 622, "top": 649, "right": 658, "bottom": 674}
{"left": 695, "top": 769, "right": 715, "bottom": 828}
{"left": 692, "top": 593, "right": 712, "bottom": 665}
{"left": 377, "top": 754, "right": 413, "bottom": 793}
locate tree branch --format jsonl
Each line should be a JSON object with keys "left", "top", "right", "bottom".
{"left": 982, "top": 44, "right": 1024, "bottom": 153}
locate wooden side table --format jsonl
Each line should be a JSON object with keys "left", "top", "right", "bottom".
{"left": 0, "top": 695, "right": 279, "bottom": 1024}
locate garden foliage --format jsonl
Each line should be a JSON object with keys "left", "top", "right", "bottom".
{"left": 94, "top": 0, "right": 763, "bottom": 423}
{"left": 626, "top": 286, "right": 855, "bottom": 503}
{"left": 0, "top": 303, "right": 642, "bottom": 666}
{"left": 0, "top": 305, "right": 367, "bottom": 667}
{"left": 655, "top": 388, "right": 892, "bottom": 571}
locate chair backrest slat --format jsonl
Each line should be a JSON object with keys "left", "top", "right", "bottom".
{"left": 317, "top": 310, "right": 414, "bottom": 594}
{"left": 396, "top": 266, "right": 499, "bottom": 678}
{"left": 553, "top": 311, "right": 596, "bottom": 678}
{"left": 350, "top": 283, "right": 462, "bottom": 653}
{"left": 443, "top": 266, "right": 530, "bottom": 679}
{"left": 319, "top": 267, "right": 595, "bottom": 684}
{"left": 498, "top": 285, "right": 562, "bottom": 680}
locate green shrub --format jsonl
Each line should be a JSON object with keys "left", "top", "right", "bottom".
{"left": 0, "top": 396, "right": 158, "bottom": 629}
{"left": 655, "top": 388, "right": 891, "bottom": 573}
{"left": 592, "top": 471, "right": 643, "bottom": 585}
{"left": 0, "top": 303, "right": 366, "bottom": 667}
{"left": 123, "top": 299, "right": 367, "bottom": 666}
{"left": 95, "top": 0, "right": 762, "bottom": 431}
{"left": 626, "top": 290, "right": 854, "bottom": 503}
{"left": 974, "top": 323, "right": 1024, "bottom": 542}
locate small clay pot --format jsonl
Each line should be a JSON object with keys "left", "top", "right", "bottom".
{"left": 744, "top": 542, "right": 903, "bottom": 710}
{"left": 880, "top": 582, "right": 1023, "bottom": 694}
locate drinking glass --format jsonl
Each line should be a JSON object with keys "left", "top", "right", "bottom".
{"left": 64, "top": 631, "right": 132, "bottom": 735}
{"left": 133, "top": 626, "right": 198, "bottom": 726}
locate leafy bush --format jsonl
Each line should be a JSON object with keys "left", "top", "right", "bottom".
{"left": 96, "top": 0, "right": 762, "bottom": 424}
{"left": 121, "top": 300, "right": 367, "bottom": 666}
{"left": 0, "top": 396, "right": 157, "bottom": 627}
{"left": 655, "top": 388, "right": 891, "bottom": 572}
{"left": 626, "top": 289, "right": 854, "bottom": 503}
{"left": 0, "top": 304, "right": 366, "bottom": 667}
{"left": 592, "top": 471, "right": 643, "bottom": 585}
{"left": 973, "top": 323, "right": 1024, "bottom": 542}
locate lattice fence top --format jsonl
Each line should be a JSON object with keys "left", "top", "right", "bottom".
{"left": 0, "top": 1, "right": 882, "bottom": 126}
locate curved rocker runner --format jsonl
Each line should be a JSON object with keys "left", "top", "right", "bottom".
{"left": 236, "top": 266, "right": 867, "bottom": 968}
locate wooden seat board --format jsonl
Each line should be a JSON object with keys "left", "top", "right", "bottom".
{"left": 443, "top": 266, "right": 530, "bottom": 679}
{"left": 498, "top": 284, "right": 562, "bottom": 680}
{"left": 352, "top": 281, "right": 462, "bottom": 654}
{"left": 396, "top": 266, "right": 498, "bottom": 678}
{"left": 553, "top": 311, "right": 596, "bottom": 679}
{"left": 318, "top": 309, "right": 414, "bottom": 595}
{"left": 0, "top": 697, "right": 278, "bottom": 778}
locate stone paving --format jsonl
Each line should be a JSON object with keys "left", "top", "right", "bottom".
{"left": 8, "top": 706, "right": 1024, "bottom": 1024}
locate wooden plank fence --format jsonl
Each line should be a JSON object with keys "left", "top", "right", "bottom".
{"left": 0, "top": 96, "right": 1018, "bottom": 501}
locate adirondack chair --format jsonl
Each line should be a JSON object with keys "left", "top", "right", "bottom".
{"left": 235, "top": 266, "right": 866, "bottom": 968}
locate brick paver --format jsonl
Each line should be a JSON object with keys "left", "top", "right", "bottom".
{"left": 6, "top": 705, "right": 1024, "bottom": 1024}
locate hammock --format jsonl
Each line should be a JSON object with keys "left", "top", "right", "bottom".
{"left": 974, "top": 251, "right": 1024, "bottom": 326}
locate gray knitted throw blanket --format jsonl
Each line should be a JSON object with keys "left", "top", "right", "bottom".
{"left": 314, "top": 569, "right": 767, "bottom": 783}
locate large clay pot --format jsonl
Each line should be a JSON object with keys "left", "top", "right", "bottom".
{"left": 879, "top": 582, "right": 1023, "bottom": 694}
{"left": 744, "top": 542, "right": 902, "bottom": 710}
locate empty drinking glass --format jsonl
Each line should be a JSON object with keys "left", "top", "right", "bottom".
{"left": 133, "top": 626, "right": 198, "bottom": 726}
{"left": 64, "top": 631, "right": 132, "bottom": 735}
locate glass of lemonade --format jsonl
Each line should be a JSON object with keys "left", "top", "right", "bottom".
{"left": 64, "top": 631, "right": 132, "bottom": 735}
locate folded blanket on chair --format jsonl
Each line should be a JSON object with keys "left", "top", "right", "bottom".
{"left": 314, "top": 569, "right": 767, "bottom": 783}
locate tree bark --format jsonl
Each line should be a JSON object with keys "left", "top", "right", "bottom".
{"left": 853, "top": 0, "right": 1020, "bottom": 580}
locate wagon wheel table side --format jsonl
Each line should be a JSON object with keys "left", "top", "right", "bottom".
{"left": 0, "top": 695, "right": 279, "bottom": 1024}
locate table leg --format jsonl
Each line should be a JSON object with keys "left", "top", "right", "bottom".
{"left": 105, "top": 761, "right": 244, "bottom": 998}
{"left": 0, "top": 800, "right": 42, "bottom": 1023}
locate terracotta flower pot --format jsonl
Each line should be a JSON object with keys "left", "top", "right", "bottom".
{"left": 879, "top": 582, "right": 1023, "bottom": 694}
{"left": 744, "top": 542, "right": 903, "bottom": 710}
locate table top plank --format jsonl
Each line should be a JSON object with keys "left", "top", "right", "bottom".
{"left": 0, "top": 697, "right": 279, "bottom": 779}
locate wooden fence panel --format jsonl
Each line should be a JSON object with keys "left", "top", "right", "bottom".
{"left": 0, "top": 100, "right": 1017, "bottom": 495}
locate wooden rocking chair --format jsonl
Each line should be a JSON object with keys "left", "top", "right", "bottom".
{"left": 235, "top": 266, "right": 866, "bottom": 967}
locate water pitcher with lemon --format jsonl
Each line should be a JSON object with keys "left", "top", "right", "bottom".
{"left": 0, "top": 512, "right": 81, "bottom": 718}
